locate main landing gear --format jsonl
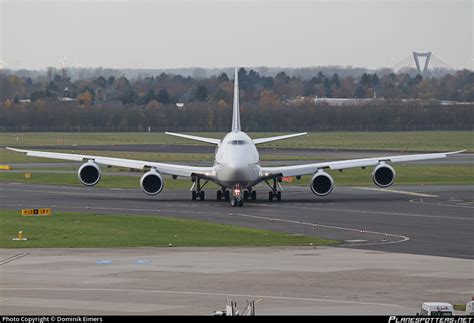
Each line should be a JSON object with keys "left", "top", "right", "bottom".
{"left": 191, "top": 177, "right": 208, "bottom": 201}
{"left": 216, "top": 187, "right": 230, "bottom": 201}
{"left": 266, "top": 178, "right": 282, "bottom": 201}
{"left": 243, "top": 189, "right": 257, "bottom": 201}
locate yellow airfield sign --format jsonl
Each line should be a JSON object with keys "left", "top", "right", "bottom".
{"left": 21, "top": 208, "right": 52, "bottom": 216}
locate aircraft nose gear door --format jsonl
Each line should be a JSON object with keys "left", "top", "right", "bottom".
{"left": 231, "top": 184, "right": 244, "bottom": 207}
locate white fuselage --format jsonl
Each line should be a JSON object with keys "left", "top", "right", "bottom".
{"left": 214, "top": 131, "right": 261, "bottom": 188}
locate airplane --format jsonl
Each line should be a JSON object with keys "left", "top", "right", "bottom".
{"left": 7, "top": 68, "right": 464, "bottom": 207}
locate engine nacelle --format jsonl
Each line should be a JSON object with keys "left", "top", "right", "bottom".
{"left": 78, "top": 161, "right": 101, "bottom": 186}
{"left": 140, "top": 170, "right": 164, "bottom": 195}
{"left": 372, "top": 163, "right": 396, "bottom": 188}
{"left": 310, "top": 171, "right": 334, "bottom": 196}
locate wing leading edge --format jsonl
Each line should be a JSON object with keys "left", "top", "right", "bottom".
{"left": 259, "top": 150, "right": 465, "bottom": 178}
{"left": 6, "top": 147, "right": 214, "bottom": 178}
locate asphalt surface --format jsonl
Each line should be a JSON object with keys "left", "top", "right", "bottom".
{"left": 1, "top": 182, "right": 472, "bottom": 259}
{"left": 1, "top": 247, "right": 471, "bottom": 315}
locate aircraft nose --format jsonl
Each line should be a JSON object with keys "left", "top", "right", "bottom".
{"left": 227, "top": 166, "right": 248, "bottom": 180}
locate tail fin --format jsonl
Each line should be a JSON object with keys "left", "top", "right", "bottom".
{"left": 231, "top": 67, "right": 241, "bottom": 132}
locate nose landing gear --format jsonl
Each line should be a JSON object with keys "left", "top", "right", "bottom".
{"left": 230, "top": 184, "right": 244, "bottom": 207}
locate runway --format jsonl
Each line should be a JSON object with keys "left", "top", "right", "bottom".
{"left": 0, "top": 182, "right": 472, "bottom": 259}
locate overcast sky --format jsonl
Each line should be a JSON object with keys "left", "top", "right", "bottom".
{"left": 1, "top": 0, "right": 472, "bottom": 70}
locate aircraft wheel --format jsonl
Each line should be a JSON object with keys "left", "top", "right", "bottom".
{"left": 243, "top": 191, "right": 249, "bottom": 200}
{"left": 251, "top": 190, "right": 257, "bottom": 200}
{"left": 231, "top": 198, "right": 238, "bottom": 207}
{"left": 217, "top": 190, "right": 222, "bottom": 200}
{"left": 277, "top": 191, "right": 281, "bottom": 201}
{"left": 269, "top": 191, "right": 273, "bottom": 201}
{"left": 224, "top": 190, "right": 230, "bottom": 201}
{"left": 238, "top": 200, "right": 244, "bottom": 207}
{"left": 200, "top": 191, "right": 205, "bottom": 201}
{"left": 192, "top": 191, "right": 197, "bottom": 200}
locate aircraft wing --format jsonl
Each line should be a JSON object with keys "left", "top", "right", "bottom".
{"left": 259, "top": 150, "right": 465, "bottom": 178}
{"left": 6, "top": 147, "right": 215, "bottom": 178}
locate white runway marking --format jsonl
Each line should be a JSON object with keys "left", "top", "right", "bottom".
{"left": 234, "top": 212, "right": 410, "bottom": 247}
{"left": 410, "top": 199, "right": 474, "bottom": 210}
{"left": 0, "top": 187, "right": 130, "bottom": 198}
{"left": 0, "top": 186, "right": 190, "bottom": 198}
{"left": 245, "top": 202, "right": 473, "bottom": 221}
{"left": 353, "top": 186, "right": 438, "bottom": 198}
{"left": 0, "top": 287, "right": 400, "bottom": 307}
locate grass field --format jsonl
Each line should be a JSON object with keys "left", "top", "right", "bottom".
{"left": 1, "top": 131, "right": 472, "bottom": 152}
{"left": 0, "top": 210, "right": 337, "bottom": 248}
{"left": 453, "top": 304, "right": 467, "bottom": 312}
{"left": 0, "top": 164, "right": 471, "bottom": 187}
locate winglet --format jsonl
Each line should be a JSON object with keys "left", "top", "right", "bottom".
{"left": 232, "top": 67, "right": 241, "bottom": 132}
{"left": 6, "top": 147, "right": 26, "bottom": 153}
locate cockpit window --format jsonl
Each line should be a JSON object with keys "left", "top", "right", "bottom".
{"left": 228, "top": 140, "right": 246, "bottom": 145}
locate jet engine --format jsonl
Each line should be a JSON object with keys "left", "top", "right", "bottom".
{"left": 140, "top": 169, "right": 164, "bottom": 195}
{"left": 372, "top": 163, "right": 396, "bottom": 187}
{"left": 310, "top": 171, "right": 334, "bottom": 196}
{"left": 78, "top": 161, "right": 101, "bottom": 186}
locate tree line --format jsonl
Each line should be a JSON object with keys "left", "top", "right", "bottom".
{"left": 0, "top": 99, "right": 471, "bottom": 132}
{"left": 0, "top": 67, "right": 472, "bottom": 131}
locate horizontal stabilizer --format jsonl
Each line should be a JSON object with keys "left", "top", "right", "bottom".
{"left": 253, "top": 132, "right": 307, "bottom": 145}
{"left": 165, "top": 132, "right": 221, "bottom": 145}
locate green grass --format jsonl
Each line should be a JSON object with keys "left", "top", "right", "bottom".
{"left": 453, "top": 304, "right": 466, "bottom": 312}
{"left": 256, "top": 131, "right": 473, "bottom": 152}
{"left": 0, "top": 164, "right": 471, "bottom": 188}
{"left": 0, "top": 210, "right": 337, "bottom": 248}
{"left": 1, "top": 131, "right": 472, "bottom": 152}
